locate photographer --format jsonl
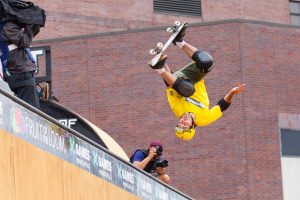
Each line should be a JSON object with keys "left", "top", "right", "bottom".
{"left": 130, "top": 141, "right": 170, "bottom": 184}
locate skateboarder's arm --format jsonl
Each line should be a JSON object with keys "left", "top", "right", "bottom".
{"left": 160, "top": 72, "right": 195, "bottom": 97}
{"left": 218, "top": 83, "right": 246, "bottom": 111}
{"left": 163, "top": 63, "right": 172, "bottom": 73}
{"left": 224, "top": 84, "right": 245, "bottom": 103}
{"left": 159, "top": 69, "right": 177, "bottom": 87}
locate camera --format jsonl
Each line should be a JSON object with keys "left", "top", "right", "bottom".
{"left": 155, "top": 145, "right": 163, "bottom": 156}
{"left": 149, "top": 145, "right": 168, "bottom": 169}
{"left": 153, "top": 158, "right": 168, "bottom": 168}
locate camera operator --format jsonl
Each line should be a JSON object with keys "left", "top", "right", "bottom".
{"left": 130, "top": 141, "right": 170, "bottom": 184}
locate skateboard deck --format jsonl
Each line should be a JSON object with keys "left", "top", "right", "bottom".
{"left": 149, "top": 21, "right": 187, "bottom": 67}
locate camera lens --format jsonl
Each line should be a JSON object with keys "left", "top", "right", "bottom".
{"left": 155, "top": 146, "right": 163, "bottom": 156}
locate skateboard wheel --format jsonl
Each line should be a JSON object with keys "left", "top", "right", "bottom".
{"left": 166, "top": 27, "right": 173, "bottom": 33}
{"left": 157, "top": 42, "right": 163, "bottom": 48}
{"left": 174, "top": 21, "right": 180, "bottom": 26}
{"left": 149, "top": 49, "right": 157, "bottom": 55}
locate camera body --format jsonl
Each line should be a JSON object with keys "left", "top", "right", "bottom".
{"left": 153, "top": 159, "right": 169, "bottom": 168}
{"left": 152, "top": 145, "right": 168, "bottom": 169}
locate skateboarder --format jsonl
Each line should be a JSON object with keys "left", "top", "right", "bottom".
{"left": 149, "top": 24, "right": 245, "bottom": 141}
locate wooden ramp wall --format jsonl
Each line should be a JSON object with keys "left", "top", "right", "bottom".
{"left": 0, "top": 130, "right": 139, "bottom": 200}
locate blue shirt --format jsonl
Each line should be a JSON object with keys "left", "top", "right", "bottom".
{"left": 130, "top": 149, "right": 156, "bottom": 173}
{"left": 130, "top": 150, "right": 147, "bottom": 163}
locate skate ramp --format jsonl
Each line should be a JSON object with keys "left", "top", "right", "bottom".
{"left": 0, "top": 130, "right": 139, "bottom": 200}
{"left": 0, "top": 82, "right": 192, "bottom": 200}
{"left": 39, "top": 99, "right": 129, "bottom": 161}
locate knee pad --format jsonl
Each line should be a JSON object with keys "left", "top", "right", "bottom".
{"left": 172, "top": 78, "right": 195, "bottom": 97}
{"left": 192, "top": 51, "right": 213, "bottom": 73}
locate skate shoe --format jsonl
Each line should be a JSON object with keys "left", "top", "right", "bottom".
{"left": 149, "top": 54, "right": 167, "bottom": 69}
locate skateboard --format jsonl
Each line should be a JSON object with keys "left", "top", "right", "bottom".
{"left": 148, "top": 21, "right": 187, "bottom": 67}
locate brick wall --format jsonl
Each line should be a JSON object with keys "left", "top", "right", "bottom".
{"left": 33, "top": 20, "right": 300, "bottom": 199}
{"left": 31, "top": 0, "right": 291, "bottom": 40}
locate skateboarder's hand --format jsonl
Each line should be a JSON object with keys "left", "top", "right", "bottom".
{"left": 230, "top": 83, "right": 246, "bottom": 95}
{"left": 149, "top": 54, "right": 168, "bottom": 69}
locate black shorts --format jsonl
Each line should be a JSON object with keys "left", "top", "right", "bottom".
{"left": 174, "top": 61, "right": 208, "bottom": 84}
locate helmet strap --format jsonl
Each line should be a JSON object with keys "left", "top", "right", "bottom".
{"left": 188, "top": 112, "right": 195, "bottom": 128}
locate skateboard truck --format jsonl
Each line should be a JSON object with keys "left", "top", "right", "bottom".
{"left": 149, "top": 42, "right": 164, "bottom": 55}
{"left": 166, "top": 21, "right": 181, "bottom": 34}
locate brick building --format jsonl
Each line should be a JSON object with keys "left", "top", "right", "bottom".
{"left": 32, "top": 0, "right": 296, "bottom": 40}
{"left": 31, "top": 1, "right": 300, "bottom": 199}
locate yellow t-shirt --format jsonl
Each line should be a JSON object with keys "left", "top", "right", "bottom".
{"left": 166, "top": 79, "right": 222, "bottom": 126}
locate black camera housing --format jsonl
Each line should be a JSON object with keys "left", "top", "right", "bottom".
{"left": 155, "top": 145, "right": 163, "bottom": 156}
{"left": 153, "top": 159, "right": 168, "bottom": 168}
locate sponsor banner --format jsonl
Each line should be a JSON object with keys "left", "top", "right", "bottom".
{"left": 0, "top": 94, "right": 191, "bottom": 200}
{"left": 92, "top": 148, "right": 114, "bottom": 182}
{"left": 136, "top": 174, "right": 155, "bottom": 200}
{"left": 3, "top": 97, "right": 68, "bottom": 157}
{"left": 115, "top": 160, "right": 136, "bottom": 193}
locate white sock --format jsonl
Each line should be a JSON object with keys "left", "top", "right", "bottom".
{"left": 175, "top": 41, "right": 186, "bottom": 48}
{"left": 155, "top": 68, "right": 166, "bottom": 74}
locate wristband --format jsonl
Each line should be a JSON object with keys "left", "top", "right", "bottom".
{"left": 217, "top": 98, "right": 231, "bottom": 112}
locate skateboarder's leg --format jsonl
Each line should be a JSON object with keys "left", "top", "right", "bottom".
{"left": 175, "top": 41, "right": 213, "bottom": 79}
{"left": 179, "top": 41, "right": 198, "bottom": 58}
{"left": 174, "top": 62, "right": 206, "bottom": 84}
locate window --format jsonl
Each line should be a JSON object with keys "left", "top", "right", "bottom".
{"left": 290, "top": 1, "right": 300, "bottom": 25}
{"left": 280, "top": 129, "right": 300, "bottom": 199}
{"left": 281, "top": 129, "right": 300, "bottom": 156}
{"left": 153, "top": 0, "right": 202, "bottom": 17}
